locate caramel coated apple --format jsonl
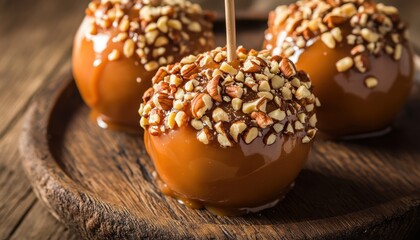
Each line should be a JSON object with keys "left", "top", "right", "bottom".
{"left": 73, "top": 0, "right": 215, "bottom": 130}
{"left": 145, "top": 123, "right": 311, "bottom": 215}
{"left": 139, "top": 47, "right": 319, "bottom": 215}
{"left": 264, "top": 0, "right": 414, "bottom": 138}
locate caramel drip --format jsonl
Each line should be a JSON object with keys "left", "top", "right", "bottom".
{"left": 90, "top": 58, "right": 107, "bottom": 107}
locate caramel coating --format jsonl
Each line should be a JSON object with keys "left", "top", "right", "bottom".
{"left": 264, "top": 0, "right": 415, "bottom": 138}
{"left": 139, "top": 47, "right": 318, "bottom": 215}
{"left": 145, "top": 125, "right": 310, "bottom": 216}
{"left": 73, "top": 0, "right": 215, "bottom": 130}
{"left": 294, "top": 33, "right": 412, "bottom": 136}
{"left": 73, "top": 20, "right": 152, "bottom": 129}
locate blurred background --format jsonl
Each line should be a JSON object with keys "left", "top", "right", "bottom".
{"left": 196, "top": 0, "right": 420, "bottom": 49}
{"left": 0, "top": 0, "right": 420, "bottom": 49}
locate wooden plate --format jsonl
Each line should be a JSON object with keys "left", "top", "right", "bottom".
{"left": 20, "top": 25, "right": 420, "bottom": 239}
{"left": 20, "top": 74, "right": 420, "bottom": 239}
{"left": 20, "top": 75, "right": 420, "bottom": 239}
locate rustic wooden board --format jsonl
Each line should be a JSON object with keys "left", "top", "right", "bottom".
{"left": 19, "top": 18, "right": 420, "bottom": 240}
{"left": 20, "top": 73, "right": 420, "bottom": 239}
{"left": 1, "top": 0, "right": 418, "bottom": 238}
{"left": 0, "top": 0, "right": 86, "bottom": 237}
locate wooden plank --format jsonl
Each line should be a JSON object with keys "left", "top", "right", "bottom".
{"left": 0, "top": 0, "right": 86, "bottom": 136}
{"left": 0, "top": 0, "right": 84, "bottom": 236}
{"left": 0, "top": 60, "right": 73, "bottom": 239}
{"left": 0, "top": 0, "right": 419, "bottom": 239}
{"left": 10, "top": 201, "right": 79, "bottom": 240}
{"left": 0, "top": 114, "right": 37, "bottom": 238}
{"left": 18, "top": 71, "right": 420, "bottom": 239}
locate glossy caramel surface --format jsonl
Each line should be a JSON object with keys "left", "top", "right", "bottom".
{"left": 265, "top": 28, "right": 414, "bottom": 138}
{"left": 297, "top": 38, "right": 413, "bottom": 137}
{"left": 73, "top": 15, "right": 215, "bottom": 130}
{"left": 73, "top": 17, "right": 152, "bottom": 129}
{"left": 144, "top": 125, "right": 311, "bottom": 215}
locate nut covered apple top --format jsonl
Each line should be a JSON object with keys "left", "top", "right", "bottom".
{"left": 139, "top": 46, "right": 319, "bottom": 148}
{"left": 85, "top": 0, "right": 215, "bottom": 71}
{"left": 265, "top": 0, "right": 409, "bottom": 75}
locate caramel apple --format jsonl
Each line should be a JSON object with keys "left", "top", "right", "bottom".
{"left": 139, "top": 46, "right": 319, "bottom": 215}
{"left": 264, "top": 0, "right": 414, "bottom": 138}
{"left": 73, "top": 0, "right": 215, "bottom": 130}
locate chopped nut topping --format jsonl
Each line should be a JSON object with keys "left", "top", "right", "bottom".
{"left": 119, "top": 16, "right": 130, "bottom": 32}
{"left": 295, "top": 86, "right": 311, "bottom": 100}
{"left": 140, "top": 116, "right": 149, "bottom": 129}
{"left": 354, "top": 54, "right": 370, "bottom": 73}
{"left": 336, "top": 57, "right": 354, "bottom": 72}
{"left": 309, "top": 114, "right": 317, "bottom": 128}
{"left": 212, "top": 108, "right": 230, "bottom": 122}
{"left": 360, "top": 28, "right": 379, "bottom": 43}
{"left": 167, "top": 112, "right": 177, "bottom": 129}
{"left": 230, "top": 121, "right": 247, "bottom": 142}
{"left": 265, "top": 134, "right": 277, "bottom": 145}
{"left": 231, "top": 98, "right": 243, "bottom": 111}
{"left": 377, "top": 3, "right": 398, "bottom": 15}
{"left": 302, "top": 136, "right": 311, "bottom": 144}
{"left": 281, "top": 87, "right": 293, "bottom": 100}
{"left": 191, "top": 93, "right": 212, "bottom": 119}
{"left": 273, "top": 123, "right": 284, "bottom": 133}
{"left": 218, "top": 134, "right": 233, "bottom": 148}
{"left": 168, "top": 19, "right": 183, "bottom": 30}
{"left": 207, "top": 75, "right": 222, "bottom": 102}
{"left": 351, "top": 45, "right": 366, "bottom": 55}
{"left": 145, "top": 61, "right": 159, "bottom": 71}
{"left": 265, "top": 0, "right": 409, "bottom": 85}
{"left": 251, "top": 112, "right": 274, "bottom": 128}
{"left": 298, "top": 113, "right": 307, "bottom": 124}
{"left": 197, "top": 128, "right": 211, "bottom": 144}
{"left": 285, "top": 123, "right": 295, "bottom": 134}
{"left": 279, "top": 58, "right": 297, "bottom": 78}
{"left": 188, "top": 22, "right": 202, "bottom": 32}
{"left": 220, "top": 62, "right": 238, "bottom": 75}
{"left": 330, "top": 27, "right": 342, "bottom": 42}
{"left": 181, "top": 64, "right": 199, "bottom": 78}
{"left": 243, "top": 98, "right": 267, "bottom": 114}
{"left": 88, "top": 23, "right": 98, "bottom": 35}
{"left": 175, "top": 111, "right": 187, "bottom": 127}
{"left": 271, "top": 75, "right": 285, "bottom": 89}
{"left": 257, "top": 92, "right": 274, "bottom": 100}
{"left": 244, "top": 127, "right": 259, "bottom": 144}
{"left": 394, "top": 44, "right": 402, "bottom": 60}
{"left": 84, "top": 0, "right": 215, "bottom": 74}
{"left": 191, "top": 119, "right": 204, "bottom": 130}
{"left": 295, "top": 121, "right": 305, "bottom": 131}
{"left": 108, "top": 49, "right": 121, "bottom": 61}
{"left": 139, "top": 47, "right": 318, "bottom": 147}
{"left": 321, "top": 32, "right": 336, "bottom": 49}
{"left": 269, "top": 109, "right": 286, "bottom": 121}
{"left": 123, "top": 39, "right": 135, "bottom": 58}
{"left": 226, "top": 85, "right": 244, "bottom": 99}
{"left": 365, "top": 77, "right": 378, "bottom": 89}
{"left": 181, "top": 55, "right": 197, "bottom": 64}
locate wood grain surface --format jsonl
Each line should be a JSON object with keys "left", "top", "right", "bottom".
{"left": 20, "top": 74, "right": 420, "bottom": 239}
{"left": 1, "top": 0, "right": 420, "bottom": 239}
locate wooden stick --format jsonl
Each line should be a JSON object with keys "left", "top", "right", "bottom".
{"left": 224, "top": 0, "right": 237, "bottom": 62}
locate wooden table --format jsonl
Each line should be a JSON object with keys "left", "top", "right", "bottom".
{"left": 0, "top": 0, "right": 419, "bottom": 239}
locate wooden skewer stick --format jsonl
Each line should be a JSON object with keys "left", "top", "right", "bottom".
{"left": 224, "top": 0, "right": 237, "bottom": 62}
